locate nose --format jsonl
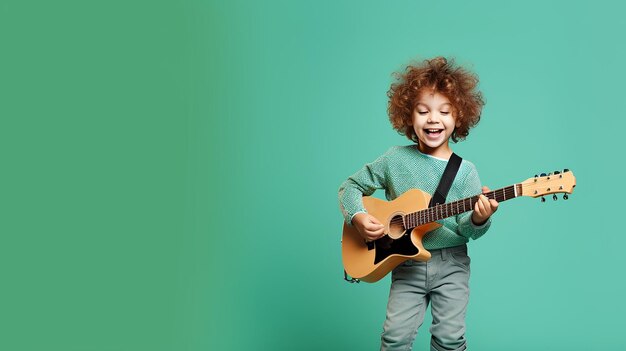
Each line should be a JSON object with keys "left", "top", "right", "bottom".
{"left": 427, "top": 113, "right": 440, "bottom": 123}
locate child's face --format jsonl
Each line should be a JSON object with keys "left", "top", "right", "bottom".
{"left": 410, "top": 90, "right": 460, "bottom": 157}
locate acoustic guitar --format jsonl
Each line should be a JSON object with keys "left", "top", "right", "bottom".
{"left": 342, "top": 170, "right": 576, "bottom": 283}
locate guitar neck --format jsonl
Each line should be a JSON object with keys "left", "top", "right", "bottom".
{"left": 404, "top": 184, "right": 522, "bottom": 228}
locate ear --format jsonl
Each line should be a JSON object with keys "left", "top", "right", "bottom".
{"left": 455, "top": 120, "right": 461, "bottom": 128}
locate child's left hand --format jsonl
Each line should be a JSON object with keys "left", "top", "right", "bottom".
{"left": 471, "top": 186, "right": 499, "bottom": 225}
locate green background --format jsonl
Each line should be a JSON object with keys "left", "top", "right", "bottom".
{"left": 2, "top": 0, "right": 624, "bottom": 350}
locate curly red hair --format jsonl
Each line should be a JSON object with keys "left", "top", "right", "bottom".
{"left": 387, "top": 57, "right": 484, "bottom": 143}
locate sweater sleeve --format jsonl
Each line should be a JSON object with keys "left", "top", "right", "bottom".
{"left": 456, "top": 164, "right": 491, "bottom": 240}
{"left": 338, "top": 153, "right": 389, "bottom": 225}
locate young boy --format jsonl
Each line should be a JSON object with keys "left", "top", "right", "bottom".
{"left": 338, "top": 57, "right": 498, "bottom": 351}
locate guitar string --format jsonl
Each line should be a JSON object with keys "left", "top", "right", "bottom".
{"left": 384, "top": 183, "right": 568, "bottom": 227}
{"left": 387, "top": 189, "right": 516, "bottom": 226}
{"left": 388, "top": 196, "right": 516, "bottom": 225}
{"left": 387, "top": 186, "right": 566, "bottom": 227}
{"left": 383, "top": 177, "right": 573, "bottom": 224}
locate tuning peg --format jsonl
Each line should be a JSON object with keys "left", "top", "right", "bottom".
{"left": 540, "top": 173, "right": 547, "bottom": 177}
{"left": 541, "top": 196, "right": 546, "bottom": 202}
{"left": 564, "top": 168, "right": 570, "bottom": 172}
{"left": 553, "top": 194, "right": 558, "bottom": 201}
{"left": 563, "top": 194, "right": 569, "bottom": 200}
{"left": 554, "top": 171, "right": 561, "bottom": 175}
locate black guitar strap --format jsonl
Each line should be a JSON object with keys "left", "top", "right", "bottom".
{"left": 429, "top": 153, "right": 463, "bottom": 207}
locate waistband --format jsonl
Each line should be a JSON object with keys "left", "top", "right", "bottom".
{"left": 428, "top": 244, "right": 467, "bottom": 259}
{"left": 428, "top": 244, "right": 467, "bottom": 253}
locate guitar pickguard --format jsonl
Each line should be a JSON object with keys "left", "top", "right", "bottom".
{"left": 373, "top": 231, "right": 419, "bottom": 264}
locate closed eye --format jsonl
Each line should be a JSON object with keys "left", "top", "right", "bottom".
{"left": 418, "top": 111, "right": 428, "bottom": 115}
{"left": 440, "top": 111, "right": 450, "bottom": 115}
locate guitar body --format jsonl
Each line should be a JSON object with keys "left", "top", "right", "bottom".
{"left": 342, "top": 189, "right": 441, "bottom": 283}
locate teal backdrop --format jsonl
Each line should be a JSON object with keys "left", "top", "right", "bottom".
{"left": 2, "top": 0, "right": 624, "bottom": 350}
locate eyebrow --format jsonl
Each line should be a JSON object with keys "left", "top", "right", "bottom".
{"left": 416, "top": 102, "right": 452, "bottom": 109}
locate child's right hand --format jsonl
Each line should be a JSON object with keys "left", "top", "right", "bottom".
{"left": 352, "top": 213, "right": 385, "bottom": 241}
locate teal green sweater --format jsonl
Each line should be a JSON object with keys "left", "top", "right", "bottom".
{"left": 338, "top": 145, "right": 491, "bottom": 250}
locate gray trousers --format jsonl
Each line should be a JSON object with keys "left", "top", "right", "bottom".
{"left": 381, "top": 245, "right": 471, "bottom": 351}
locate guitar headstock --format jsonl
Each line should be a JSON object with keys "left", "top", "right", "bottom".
{"left": 520, "top": 169, "right": 576, "bottom": 200}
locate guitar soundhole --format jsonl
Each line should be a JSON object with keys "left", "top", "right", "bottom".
{"left": 388, "top": 214, "right": 406, "bottom": 239}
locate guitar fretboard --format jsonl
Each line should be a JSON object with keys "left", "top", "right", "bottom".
{"left": 403, "top": 184, "right": 522, "bottom": 228}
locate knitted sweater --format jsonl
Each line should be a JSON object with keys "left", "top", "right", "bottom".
{"left": 338, "top": 145, "right": 491, "bottom": 250}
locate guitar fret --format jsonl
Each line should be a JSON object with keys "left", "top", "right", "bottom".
{"left": 410, "top": 185, "right": 519, "bottom": 227}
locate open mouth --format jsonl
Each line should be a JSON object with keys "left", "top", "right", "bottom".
{"left": 424, "top": 129, "right": 443, "bottom": 135}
